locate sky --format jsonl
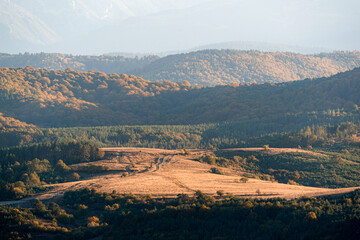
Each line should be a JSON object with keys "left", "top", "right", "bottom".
{"left": 0, "top": 0, "right": 359, "bottom": 54}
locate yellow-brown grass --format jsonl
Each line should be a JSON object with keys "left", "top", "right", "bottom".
{"left": 2, "top": 147, "right": 359, "bottom": 206}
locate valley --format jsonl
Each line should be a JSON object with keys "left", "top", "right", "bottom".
{"left": 1, "top": 1, "right": 359, "bottom": 239}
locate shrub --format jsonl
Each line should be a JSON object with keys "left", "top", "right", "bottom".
{"left": 71, "top": 172, "right": 81, "bottom": 181}
{"left": 240, "top": 177, "right": 248, "bottom": 183}
{"left": 76, "top": 165, "right": 110, "bottom": 173}
{"left": 216, "top": 190, "right": 225, "bottom": 197}
{"left": 210, "top": 167, "right": 223, "bottom": 175}
{"left": 87, "top": 216, "right": 100, "bottom": 227}
{"left": 305, "top": 211, "right": 317, "bottom": 220}
{"left": 287, "top": 179, "right": 297, "bottom": 185}
{"left": 55, "top": 160, "right": 70, "bottom": 172}
{"left": 203, "top": 155, "right": 216, "bottom": 165}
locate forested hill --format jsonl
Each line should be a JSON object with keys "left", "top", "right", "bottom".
{"left": 0, "top": 53, "right": 159, "bottom": 75}
{"left": 0, "top": 112, "right": 35, "bottom": 129}
{"left": 0, "top": 66, "right": 359, "bottom": 127}
{"left": 134, "top": 50, "right": 360, "bottom": 86}
{"left": 0, "top": 66, "right": 194, "bottom": 126}
{"left": 1, "top": 50, "right": 360, "bottom": 87}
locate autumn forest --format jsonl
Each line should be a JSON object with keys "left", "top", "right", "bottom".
{"left": 1, "top": 41, "right": 360, "bottom": 240}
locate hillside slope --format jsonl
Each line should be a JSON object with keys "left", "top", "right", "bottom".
{"left": 3, "top": 147, "right": 359, "bottom": 204}
{"left": 135, "top": 50, "right": 360, "bottom": 86}
{"left": 0, "top": 66, "right": 193, "bottom": 126}
{"left": 1, "top": 50, "right": 360, "bottom": 87}
{"left": 0, "top": 66, "right": 359, "bottom": 127}
{"left": 0, "top": 53, "right": 158, "bottom": 74}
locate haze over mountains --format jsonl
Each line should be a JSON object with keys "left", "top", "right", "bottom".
{"left": 190, "top": 41, "right": 332, "bottom": 55}
{"left": 1, "top": 0, "right": 359, "bottom": 54}
{"left": 1, "top": 50, "right": 360, "bottom": 86}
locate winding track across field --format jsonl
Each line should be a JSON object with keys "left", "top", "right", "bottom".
{"left": 1, "top": 147, "right": 360, "bottom": 207}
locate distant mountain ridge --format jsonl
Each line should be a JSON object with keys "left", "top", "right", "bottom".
{"left": 0, "top": 0, "right": 58, "bottom": 48}
{"left": 1, "top": 50, "right": 360, "bottom": 86}
{"left": 0, "top": 0, "right": 211, "bottom": 53}
{"left": 105, "top": 40, "right": 333, "bottom": 57}
{"left": 134, "top": 50, "right": 360, "bottom": 86}
{"left": 0, "top": 52, "right": 159, "bottom": 75}
{"left": 191, "top": 41, "right": 333, "bottom": 55}
{"left": 1, "top": 0, "right": 359, "bottom": 54}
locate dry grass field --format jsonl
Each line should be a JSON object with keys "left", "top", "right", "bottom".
{"left": 2, "top": 147, "right": 359, "bottom": 206}
{"left": 221, "top": 147, "right": 327, "bottom": 156}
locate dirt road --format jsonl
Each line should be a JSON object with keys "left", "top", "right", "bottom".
{"left": 2, "top": 147, "right": 359, "bottom": 207}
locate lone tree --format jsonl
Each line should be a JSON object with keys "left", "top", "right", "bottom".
{"left": 216, "top": 190, "right": 225, "bottom": 197}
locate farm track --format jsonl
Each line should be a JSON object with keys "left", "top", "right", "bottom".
{"left": 2, "top": 147, "right": 360, "bottom": 207}
{"left": 156, "top": 173, "right": 195, "bottom": 193}
{"left": 154, "top": 157, "right": 164, "bottom": 172}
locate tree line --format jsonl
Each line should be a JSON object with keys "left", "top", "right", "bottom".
{"left": 2, "top": 188, "right": 360, "bottom": 239}
{"left": 0, "top": 141, "right": 103, "bottom": 200}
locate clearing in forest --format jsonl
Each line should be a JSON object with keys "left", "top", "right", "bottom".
{"left": 2, "top": 147, "right": 359, "bottom": 207}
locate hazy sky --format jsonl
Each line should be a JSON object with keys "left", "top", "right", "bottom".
{"left": 0, "top": 0, "right": 359, "bottom": 54}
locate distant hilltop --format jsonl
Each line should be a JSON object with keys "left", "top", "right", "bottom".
{"left": 106, "top": 41, "right": 334, "bottom": 57}
{"left": 190, "top": 41, "right": 333, "bottom": 55}
{"left": 1, "top": 50, "right": 360, "bottom": 87}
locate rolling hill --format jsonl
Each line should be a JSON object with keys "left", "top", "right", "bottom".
{"left": 0, "top": 66, "right": 359, "bottom": 128}
{"left": 2, "top": 147, "right": 359, "bottom": 204}
{"left": 134, "top": 50, "right": 360, "bottom": 86}
{"left": 1, "top": 50, "right": 360, "bottom": 87}
{"left": 0, "top": 52, "right": 158, "bottom": 75}
{"left": 2, "top": 145, "right": 360, "bottom": 239}
{"left": 191, "top": 41, "right": 332, "bottom": 54}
